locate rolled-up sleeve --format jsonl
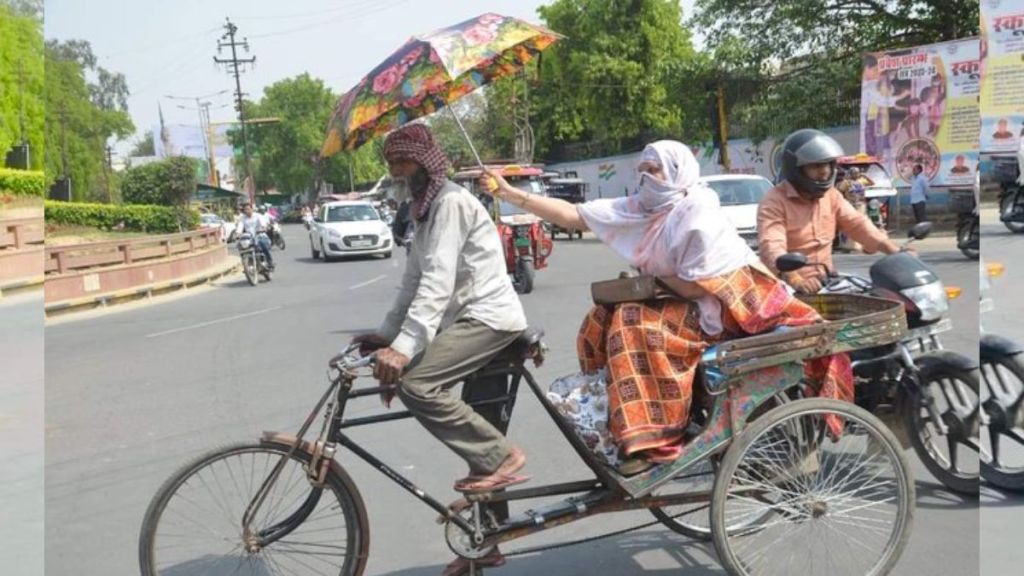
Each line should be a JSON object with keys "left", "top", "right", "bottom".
{"left": 389, "top": 197, "right": 467, "bottom": 358}
{"left": 757, "top": 191, "right": 789, "bottom": 273}
{"left": 837, "top": 197, "right": 889, "bottom": 253}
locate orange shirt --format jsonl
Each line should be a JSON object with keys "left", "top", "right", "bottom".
{"left": 757, "top": 181, "right": 890, "bottom": 277}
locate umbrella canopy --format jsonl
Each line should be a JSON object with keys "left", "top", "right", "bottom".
{"left": 320, "top": 13, "right": 561, "bottom": 157}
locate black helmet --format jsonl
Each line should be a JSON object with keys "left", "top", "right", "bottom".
{"left": 780, "top": 129, "right": 844, "bottom": 198}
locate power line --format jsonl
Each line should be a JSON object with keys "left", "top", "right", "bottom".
{"left": 247, "top": 0, "right": 409, "bottom": 40}
{"left": 235, "top": 0, "right": 382, "bottom": 22}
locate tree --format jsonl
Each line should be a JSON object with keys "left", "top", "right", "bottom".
{"left": 0, "top": 2, "right": 45, "bottom": 170}
{"left": 531, "top": 0, "right": 699, "bottom": 160}
{"left": 130, "top": 130, "right": 155, "bottom": 157}
{"left": 231, "top": 73, "right": 386, "bottom": 195}
{"left": 692, "top": 0, "right": 980, "bottom": 139}
{"left": 44, "top": 39, "right": 134, "bottom": 202}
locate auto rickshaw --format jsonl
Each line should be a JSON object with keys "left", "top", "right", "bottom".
{"left": 543, "top": 176, "right": 589, "bottom": 240}
{"left": 452, "top": 164, "right": 553, "bottom": 294}
{"left": 837, "top": 154, "right": 899, "bottom": 232}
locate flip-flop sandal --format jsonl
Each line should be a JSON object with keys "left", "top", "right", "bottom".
{"left": 453, "top": 473, "right": 531, "bottom": 493}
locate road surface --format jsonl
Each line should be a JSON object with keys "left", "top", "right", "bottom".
{"left": 45, "top": 224, "right": 981, "bottom": 575}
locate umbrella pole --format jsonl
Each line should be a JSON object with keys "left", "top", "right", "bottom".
{"left": 448, "top": 107, "right": 500, "bottom": 221}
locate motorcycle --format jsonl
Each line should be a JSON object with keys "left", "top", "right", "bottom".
{"left": 498, "top": 215, "right": 552, "bottom": 295}
{"left": 980, "top": 260, "right": 1024, "bottom": 491}
{"left": 267, "top": 220, "right": 286, "bottom": 250}
{"left": 956, "top": 212, "right": 979, "bottom": 260}
{"left": 238, "top": 232, "right": 273, "bottom": 286}
{"left": 778, "top": 221, "right": 981, "bottom": 494}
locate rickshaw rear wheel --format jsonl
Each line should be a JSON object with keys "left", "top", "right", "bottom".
{"left": 711, "top": 398, "right": 914, "bottom": 576}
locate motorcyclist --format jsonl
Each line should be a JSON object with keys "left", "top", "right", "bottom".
{"left": 236, "top": 203, "right": 275, "bottom": 270}
{"left": 757, "top": 129, "right": 906, "bottom": 294}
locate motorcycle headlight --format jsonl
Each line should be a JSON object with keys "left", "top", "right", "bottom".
{"left": 900, "top": 282, "right": 949, "bottom": 322}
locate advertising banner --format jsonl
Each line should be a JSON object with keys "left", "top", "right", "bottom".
{"left": 860, "top": 38, "right": 980, "bottom": 187}
{"left": 980, "top": 0, "right": 1024, "bottom": 154}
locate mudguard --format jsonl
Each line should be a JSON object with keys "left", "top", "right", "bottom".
{"left": 981, "top": 333, "right": 1024, "bottom": 362}
{"left": 914, "top": 350, "right": 979, "bottom": 373}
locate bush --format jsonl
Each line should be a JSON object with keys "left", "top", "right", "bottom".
{"left": 121, "top": 156, "right": 198, "bottom": 206}
{"left": 45, "top": 201, "right": 200, "bottom": 234}
{"left": 0, "top": 168, "right": 46, "bottom": 197}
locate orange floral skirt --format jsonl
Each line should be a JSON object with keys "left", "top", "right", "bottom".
{"left": 577, "top": 265, "right": 853, "bottom": 462}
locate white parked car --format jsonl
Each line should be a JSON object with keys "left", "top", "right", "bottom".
{"left": 699, "top": 174, "right": 774, "bottom": 251}
{"left": 199, "top": 213, "right": 232, "bottom": 242}
{"left": 309, "top": 201, "right": 393, "bottom": 261}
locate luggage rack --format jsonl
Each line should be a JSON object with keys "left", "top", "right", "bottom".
{"left": 703, "top": 293, "right": 907, "bottom": 377}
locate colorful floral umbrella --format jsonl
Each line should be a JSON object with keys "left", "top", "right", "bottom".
{"left": 320, "top": 13, "right": 561, "bottom": 158}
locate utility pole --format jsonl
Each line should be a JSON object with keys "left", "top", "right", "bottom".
{"left": 214, "top": 18, "right": 256, "bottom": 203}
{"left": 165, "top": 91, "right": 228, "bottom": 187}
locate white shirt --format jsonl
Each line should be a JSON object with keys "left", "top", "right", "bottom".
{"left": 379, "top": 181, "right": 527, "bottom": 358}
{"left": 236, "top": 213, "right": 268, "bottom": 236}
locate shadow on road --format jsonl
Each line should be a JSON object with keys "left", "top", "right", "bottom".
{"left": 373, "top": 531, "right": 724, "bottom": 576}
{"left": 980, "top": 485, "right": 1024, "bottom": 507}
{"left": 914, "top": 480, "right": 980, "bottom": 511}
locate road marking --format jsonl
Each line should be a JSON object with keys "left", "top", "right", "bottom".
{"left": 349, "top": 275, "right": 387, "bottom": 290}
{"left": 145, "top": 306, "right": 282, "bottom": 338}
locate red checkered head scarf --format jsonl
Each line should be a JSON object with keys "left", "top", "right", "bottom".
{"left": 383, "top": 124, "right": 450, "bottom": 221}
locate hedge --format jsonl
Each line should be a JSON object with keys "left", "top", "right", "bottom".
{"left": 45, "top": 201, "right": 200, "bottom": 234}
{"left": 0, "top": 168, "right": 46, "bottom": 197}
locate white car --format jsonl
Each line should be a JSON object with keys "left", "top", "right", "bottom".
{"left": 309, "top": 201, "right": 393, "bottom": 260}
{"left": 700, "top": 174, "right": 774, "bottom": 251}
{"left": 199, "top": 213, "right": 232, "bottom": 242}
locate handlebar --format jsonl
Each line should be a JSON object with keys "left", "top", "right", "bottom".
{"left": 330, "top": 342, "right": 377, "bottom": 372}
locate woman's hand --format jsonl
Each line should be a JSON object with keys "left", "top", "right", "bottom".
{"left": 479, "top": 169, "right": 511, "bottom": 200}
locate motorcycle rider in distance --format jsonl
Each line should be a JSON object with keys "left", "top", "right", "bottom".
{"left": 757, "top": 129, "right": 907, "bottom": 294}
{"left": 236, "top": 202, "right": 275, "bottom": 270}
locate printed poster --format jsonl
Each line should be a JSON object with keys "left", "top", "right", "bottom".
{"left": 860, "top": 38, "right": 980, "bottom": 187}
{"left": 980, "top": 0, "right": 1024, "bottom": 153}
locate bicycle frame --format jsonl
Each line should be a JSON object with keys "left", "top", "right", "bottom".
{"left": 244, "top": 351, "right": 809, "bottom": 551}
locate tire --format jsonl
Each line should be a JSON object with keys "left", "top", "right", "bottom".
{"left": 311, "top": 240, "right": 320, "bottom": 260}
{"left": 383, "top": 250, "right": 392, "bottom": 259}
{"left": 514, "top": 260, "right": 534, "bottom": 294}
{"left": 711, "top": 398, "right": 914, "bottom": 576}
{"left": 981, "top": 353, "right": 1024, "bottom": 491}
{"left": 243, "top": 254, "right": 257, "bottom": 286}
{"left": 139, "top": 441, "right": 369, "bottom": 576}
{"left": 957, "top": 218, "right": 979, "bottom": 260}
{"left": 276, "top": 235, "right": 286, "bottom": 250}
{"left": 1001, "top": 192, "right": 1024, "bottom": 233}
{"left": 903, "top": 362, "right": 979, "bottom": 495}
{"left": 321, "top": 240, "right": 332, "bottom": 263}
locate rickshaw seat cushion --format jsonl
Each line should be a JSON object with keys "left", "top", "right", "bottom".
{"left": 506, "top": 326, "right": 544, "bottom": 354}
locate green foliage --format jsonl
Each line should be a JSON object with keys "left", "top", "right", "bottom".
{"left": 692, "top": 0, "right": 980, "bottom": 140}
{"left": 228, "top": 73, "right": 388, "bottom": 195}
{"left": 45, "top": 200, "right": 199, "bottom": 233}
{"left": 532, "top": 0, "right": 698, "bottom": 159}
{"left": 43, "top": 39, "right": 134, "bottom": 202}
{"left": 0, "top": 167, "right": 44, "bottom": 196}
{"left": 0, "top": 3, "right": 45, "bottom": 170}
{"left": 129, "top": 130, "right": 155, "bottom": 157}
{"left": 121, "top": 156, "right": 198, "bottom": 206}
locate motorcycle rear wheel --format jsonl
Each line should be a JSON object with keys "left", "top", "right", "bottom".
{"left": 242, "top": 254, "right": 257, "bottom": 286}
{"left": 1001, "top": 192, "right": 1024, "bottom": 234}
{"left": 981, "top": 354, "right": 1024, "bottom": 491}
{"left": 957, "top": 217, "right": 979, "bottom": 260}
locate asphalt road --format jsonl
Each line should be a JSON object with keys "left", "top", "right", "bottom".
{"left": 0, "top": 292, "right": 45, "bottom": 576}
{"left": 979, "top": 209, "right": 1024, "bottom": 576}
{"left": 45, "top": 224, "right": 982, "bottom": 576}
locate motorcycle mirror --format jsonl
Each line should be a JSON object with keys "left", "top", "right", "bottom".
{"left": 775, "top": 253, "right": 808, "bottom": 273}
{"left": 908, "top": 222, "right": 933, "bottom": 240}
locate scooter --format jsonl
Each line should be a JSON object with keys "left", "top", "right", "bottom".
{"left": 778, "top": 222, "right": 981, "bottom": 495}
{"left": 980, "top": 260, "right": 1024, "bottom": 491}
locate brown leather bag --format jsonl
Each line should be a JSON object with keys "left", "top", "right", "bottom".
{"left": 591, "top": 273, "right": 677, "bottom": 305}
